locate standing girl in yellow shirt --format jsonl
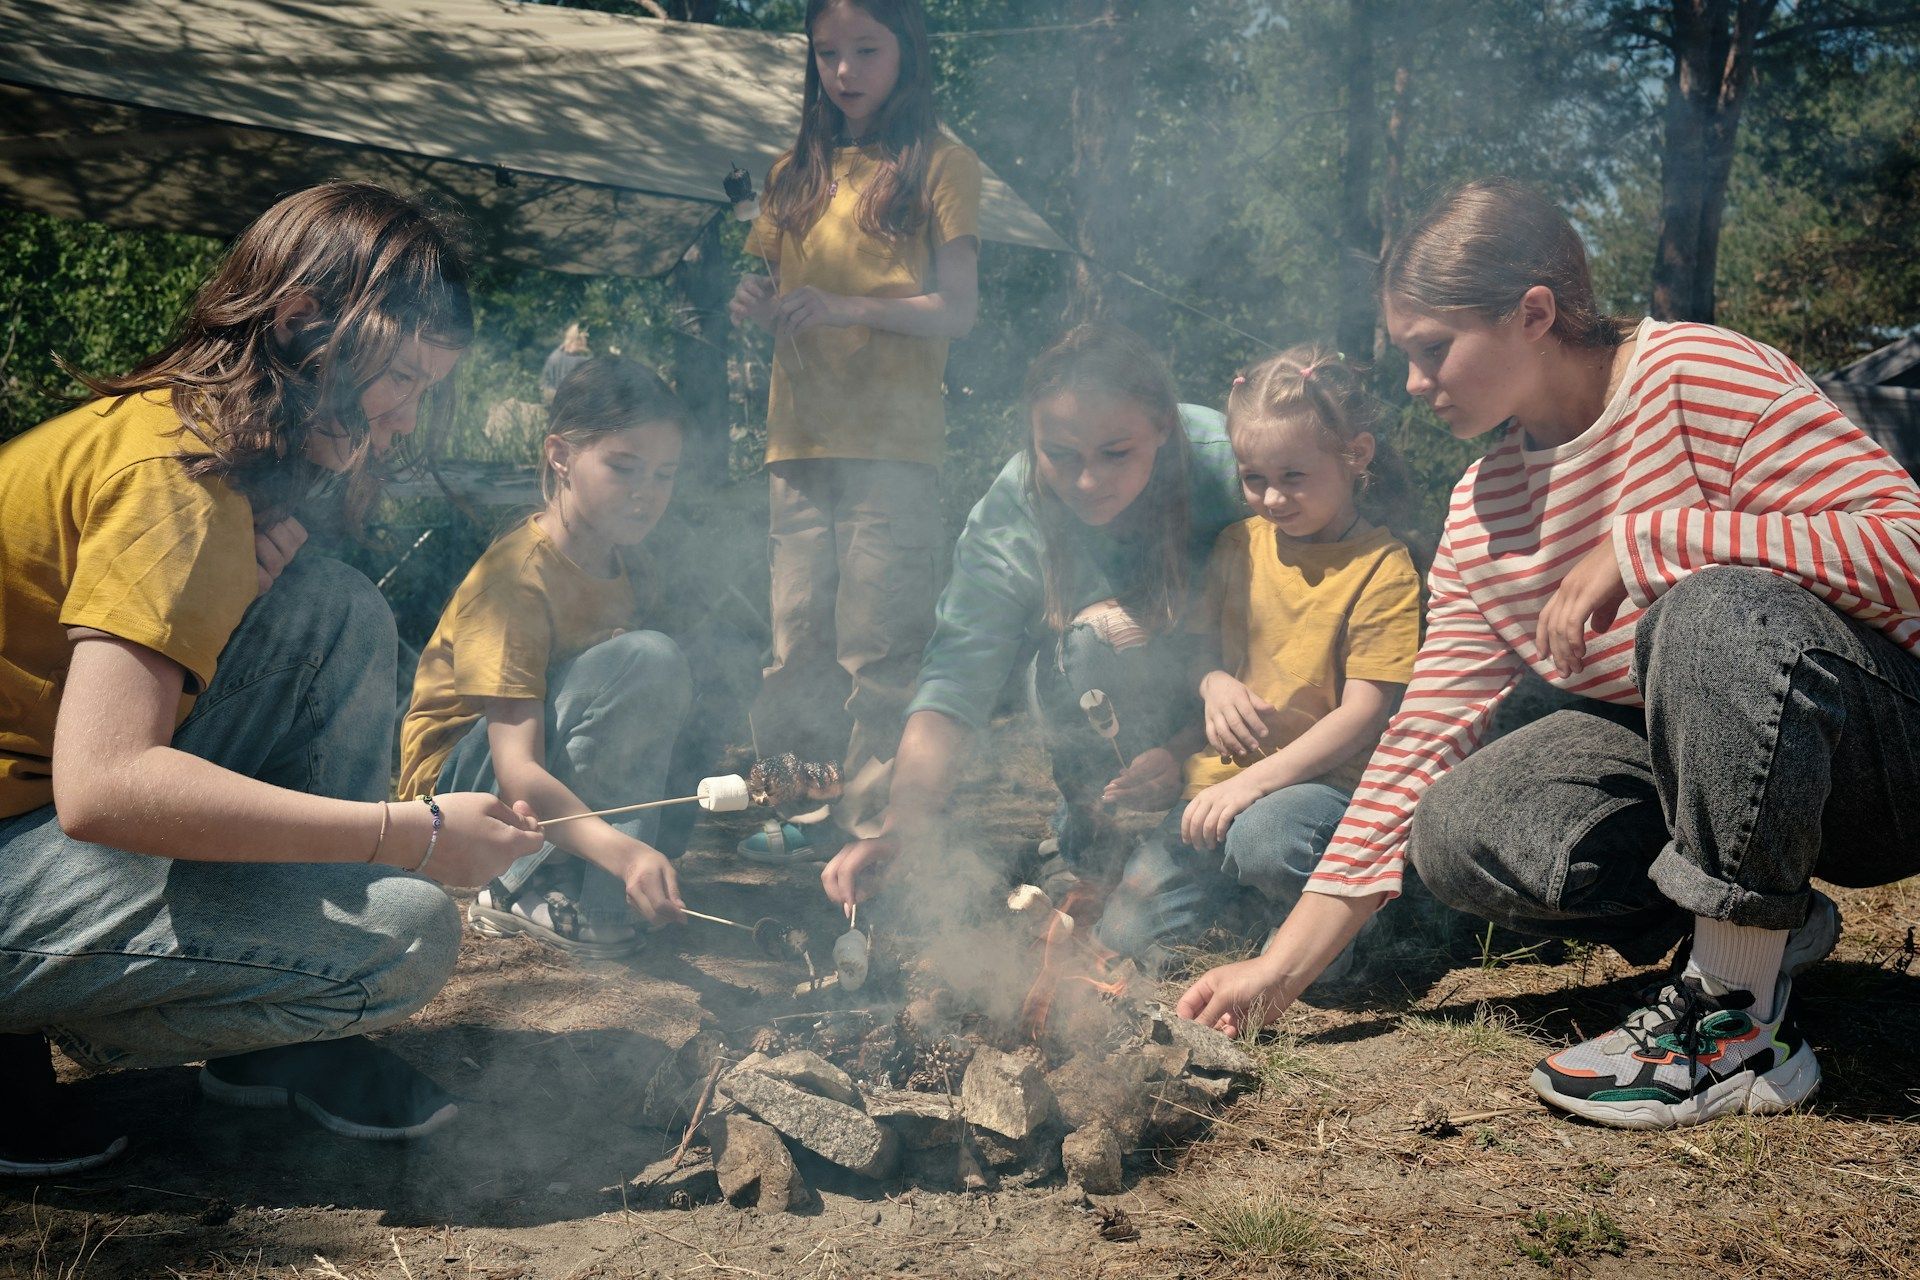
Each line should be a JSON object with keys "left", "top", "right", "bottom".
{"left": 728, "top": 0, "right": 981, "bottom": 857}
{"left": 0, "top": 183, "right": 544, "bottom": 1175}
{"left": 1098, "top": 348, "right": 1422, "bottom": 975}
{"left": 400, "top": 359, "right": 692, "bottom": 959}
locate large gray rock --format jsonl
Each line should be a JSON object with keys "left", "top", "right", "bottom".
{"left": 718, "top": 1071, "right": 897, "bottom": 1178}
{"left": 960, "top": 1046, "right": 1056, "bottom": 1140}
{"left": 708, "top": 1112, "right": 813, "bottom": 1213}
{"left": 866, "top": 1089, "right": 962, "bottom": 1149}
{"left": 1045, "top": 1051, "right": 1149, "bottom": 1145}
{"left": 757, "top": 1050, "right": 862, "bottom": 1108}
{"left": 1147, "top": 1008, "right": 1258, "bottom": 1079}
{"left": 1061, "top": 1125, "right": 1124, "bottom": 1194}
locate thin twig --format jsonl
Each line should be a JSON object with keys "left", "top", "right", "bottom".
{"left": 391, "top": 1233, "right": 416, "bottom": 1280}
{"left": 667, "top": 1056, "right": 728, "bottom": 1172}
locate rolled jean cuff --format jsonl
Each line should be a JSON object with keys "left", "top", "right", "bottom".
{"left": 1649, "top": 844, "right": 1810, "bottom": 930}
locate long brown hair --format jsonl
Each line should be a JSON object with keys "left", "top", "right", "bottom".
{"left": 1022, "top": 325, "right": 1192, "bottom": 635}
{"left": 76, "top": 181, "right": 473, "bottom": 524}
{"left": 1226, "top": 344, "right": 1418, "bottom": 536}
{"left": 764, "top": 0, "right": 940, "bottom": 245}
{"left": 1383, "top": 177, "right": 1628, "bottom": 349}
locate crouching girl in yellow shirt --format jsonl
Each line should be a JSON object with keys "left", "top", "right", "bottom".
{"left": 1097, "top": 348, "right": 1422, "bottom": 977}
{"left": 400, "top": 359, "right": 692, "bottom": 959}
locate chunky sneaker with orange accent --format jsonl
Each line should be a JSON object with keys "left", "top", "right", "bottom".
{"left": 1531, "top": 974, "right": 1819, "bottom": 1130}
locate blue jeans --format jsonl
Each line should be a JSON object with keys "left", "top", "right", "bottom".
{"left": 1097, "top": 782, "right": 1351, "bottom": 964}
{"left": 0, "top": 557, "right": 460, "bottom": 1070}
{"left": 435, "top": 630, "right": 691, "bottom": 931}
{"left": 1411, "top": 569, "right": 1920, "bottom": 961}
{"left": 1029, "top": 619, "right": 1201, "bottom": 870}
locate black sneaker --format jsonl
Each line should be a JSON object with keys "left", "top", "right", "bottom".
{"left": 199, "top": 1036, "right": 458, "bottom": 1140}
{"left": 0, "top": 1033, "right": 127, "bottom": 1178}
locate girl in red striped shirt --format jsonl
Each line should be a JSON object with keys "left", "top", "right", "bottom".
{"left": 1180, "top": 177, "right": 1920, "bottom": 1131}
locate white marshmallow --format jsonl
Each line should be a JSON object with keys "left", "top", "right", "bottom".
{"left": 697, "top": 773, "right": 751, "bottom": 812}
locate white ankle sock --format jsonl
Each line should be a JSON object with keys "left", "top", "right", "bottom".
{"left": 1685, "top": 917, "right": 1788, "bottom": 1019}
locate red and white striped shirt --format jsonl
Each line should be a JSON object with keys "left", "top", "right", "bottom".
{"left": 1311, "top": 318, "right": 1920, "bottom": 899}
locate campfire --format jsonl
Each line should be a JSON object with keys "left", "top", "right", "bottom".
{"left": 631, "top": 884, "right": 1258, "bottom": 1213}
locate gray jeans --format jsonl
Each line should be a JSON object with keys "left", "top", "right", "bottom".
{"left": 1411, "top": 568, "right": 1920, "bottom": 962}
{"left": 435, "top": 629, "right": 691, "bottom": 929}
{"left": 0, "top": 557, "right": 460, "bottom": 1070}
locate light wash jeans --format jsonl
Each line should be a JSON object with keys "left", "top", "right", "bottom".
{"left": 1411, "top": 569, "right": 1920, "bottom": 961}
{"left": 1096, "top": 781, "right": 1352, "bottom": 966}
{"left": 1028, "top": 619, "right": 1202, "bottom": 873}
{"left": 0, "top": 557, "right": 460, "bottom": 1070}
{"left": 434, "top": 630, "right": 691, "bottom": 931}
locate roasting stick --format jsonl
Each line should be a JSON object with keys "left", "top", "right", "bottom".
{"left": 680, "top": 907, "right": 753, "bottom": 932}
{"left": 536, "top": 773, "right": 751, "bottom": 829}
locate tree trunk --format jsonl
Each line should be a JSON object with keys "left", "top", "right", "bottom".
{"left": 1375, "top": 56, "right": 1411, "bottom": 360}
{"left": 1650, "top": 0, "right": 1778, "bottom": 322}
{"left": 1335, "top": 0, "right": 1380, "bottom": 362}
{"left": 668, "top": 217, "right": 732, "bottom": 485}
{"left": 1064, "top": 0, "right": 1136, "bottom": 327}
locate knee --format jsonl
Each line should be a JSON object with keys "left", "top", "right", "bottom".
{"left": 275, "top": 555, "right": 397, "bottom": 654}
{"left": 1407, "top": 768, "right": 1487, "bottom": 914}
{"left": 578, "top": 630, "right": 692, "bottom": 713}
{"left": 355, "top": 875, "right": 461, "bottom": 1025}
{"left": 1634, "top": 568, "right": 1834, "bottom": 692}
{"left": 1222, "top": 791, "right": 1341, "bottom": 892}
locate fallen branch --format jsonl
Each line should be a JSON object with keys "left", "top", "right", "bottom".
{"left": 668, "top": 1055, "right": 728, "bottom": 1172}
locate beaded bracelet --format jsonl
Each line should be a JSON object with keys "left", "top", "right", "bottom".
{"left": 414, "top": 795, "right": 443, "bottom": 874}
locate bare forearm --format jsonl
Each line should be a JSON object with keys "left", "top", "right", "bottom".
{"left": 1258, "top": 891, "right": 1384, "bottom": 999}
{"left": 491, "top": 760, "right": 646, "bottom": 878}
{"left": 1236, "top": 700, "right": 1386, "bottom": 795}
{"left": 886, "top": 710, "right": 972, "bottom": 825}
{"left": 55, "top": 746, "right": 424, "bottom": 866}
{"left": 843, "top": 291, "right": 977, "bottom": 341}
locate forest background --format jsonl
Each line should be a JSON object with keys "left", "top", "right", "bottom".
{"left": 2, "top": 0, "right": 1918, "bottom": 649}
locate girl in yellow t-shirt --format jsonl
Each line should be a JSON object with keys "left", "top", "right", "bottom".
{"left": 727, "top": 0, "right": 981, "bottom": 857}
{"left": 400, "top": 359, "right": 692, "bottom": 959}
{"left": 0, "top": 182, "right": 545, "bottom": 1174}
{"left": 1098, "top": 348, "right": 1423, "bottom": 975}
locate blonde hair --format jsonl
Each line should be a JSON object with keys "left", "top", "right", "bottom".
{"left": 1021, "top": 324, "right": 1191, "bottom": 635}
{"left": 1226, "top": 344, "right": 1416, "bottom": 532}
{"left": 1383, "top": 177, "right": 1628, "bottom": 349}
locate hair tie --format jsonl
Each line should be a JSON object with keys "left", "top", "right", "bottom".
{"left": 1301, "top": 365, "right": 1318, "bottom": 383}
{"left": 1231, "top": 375, "right": 1246, "bottom": 388}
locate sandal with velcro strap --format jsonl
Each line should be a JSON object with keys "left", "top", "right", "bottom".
{"left": 467, "top": 877, "right": 641, "bottom": 958}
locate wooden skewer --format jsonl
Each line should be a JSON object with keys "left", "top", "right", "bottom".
{"left": 680, "top": 908, "right": 752, "bottom": 932}
{"left": 537, "top": 793, "right": 701, "bottom": 828}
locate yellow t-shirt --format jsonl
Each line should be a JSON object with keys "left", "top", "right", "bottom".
{"left": 0, "top": 392, "right": 258, "bottom": 819}
{"left": 398, "top": 515, "right": 651, "bottom": 799}
{"left": 1183, "top": 518, "right": 1421, "bottom": 799}
{"left": 745, "top": 136, "right": 983, "bottom": 465}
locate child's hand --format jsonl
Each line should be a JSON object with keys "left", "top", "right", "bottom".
{"left": 1176, "top": 952, "right": 1289, "bottom": 1037}
{"left": 822, "top": 832, "right": 896, "bottom": 906}
{"left": 1103, "top": 746, "right": 1181, "bottom": 811}
{"left": 729, "top": 274, "right": 777, "bottom": 329}
{"left": 772, "top": 285, "right": 860, "bottom": 332}
{"left": 1537, "top": 541, "right": 1629, "bottom": 677}
{"left": 1200, "top": 671, "right": 1275, "bottom": 759}
{"left": 405, "top": 793, "right": 542, "bottom": 886}
{"left": 253, "top": 515, "right": 307, "bottom": 593}
{"left": 622, "top": 845, "right": 685, "bottom": 925}
{"left": 1181, "top": 776, "right": 1265, "bottom": 849}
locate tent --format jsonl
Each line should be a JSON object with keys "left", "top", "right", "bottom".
{"left": 0, "top": 0, "right": 1069, "bottom": 278}
{"left": 1818, "top": 332, "right": 1920, "bottom": 475}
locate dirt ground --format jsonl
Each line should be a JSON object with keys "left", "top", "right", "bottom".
{"left": 4, "top": 718, "right": 1917, "bottom": 1280}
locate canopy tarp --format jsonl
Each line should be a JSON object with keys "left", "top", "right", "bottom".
{"left": 0, "top": 0, "right": 1068, "bottom": 277}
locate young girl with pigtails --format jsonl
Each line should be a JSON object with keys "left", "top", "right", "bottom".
{"left": 728, "top": 0, "right": 981, "bottom": 860}
{"left": 1097, "top": 348, "right": 1422, "bottom": 973}
{"left": 1182, "top": 177, "right": 1920, "bottom": 1133}
{"left": 400, "top": 358, "right": 693, "bottom": 960}
{"left": 0, "top": 182, "right": 544, "bottom": 1175}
